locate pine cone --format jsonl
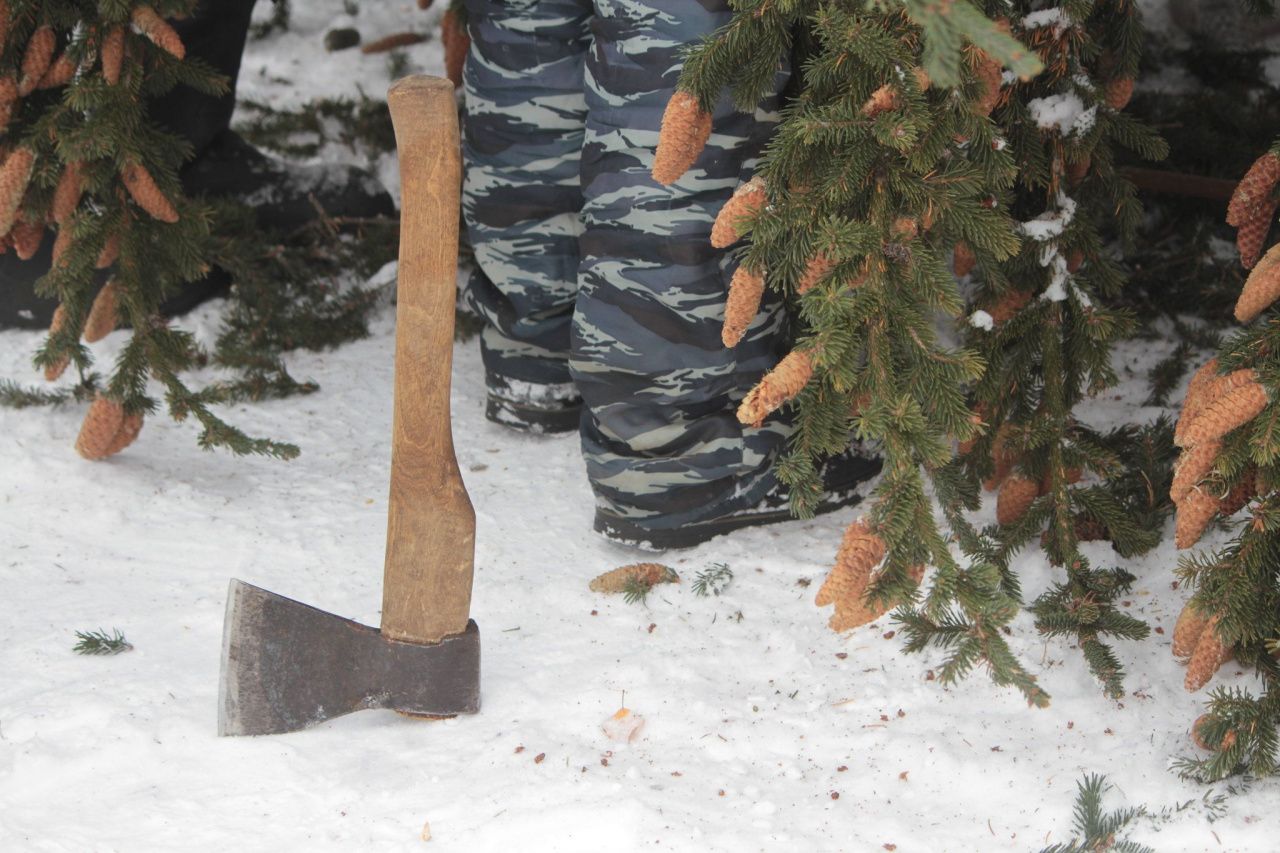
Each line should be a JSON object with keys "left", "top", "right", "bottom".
{"left": 44, "top": 303, "right": 68, "bottom": 381}
{"left": 96, "top": 231, "right": 120, "bottom": 268}
{"left": 797, "top": 252, "right": 836, "bottom": 295}
{"left": 50, "top": 225, "right": 73, "bottom": 268}
{"left": 1227, "top": 152, "right": 1280, "bottom": 228}
{"left": 83, "top": 279, "right": 119, "bottom": 343}
{"left": 972, "top": 53, "right": 1002, "bottom": 116}
{"left": 1175, "top": 358, "right": 1220, "bottom": 446}
{"left": 36, "top": 50, "right": 77, "bottom": 89}
{"left": 652, "top": 91, "right": 712, "bottom": 186}
{"left": 987, "top": 288, "right": 1031, "bottom": 325}
{"left": 1235, "top": 202, "right": 1277, "bottom": 270}
{"left": 101, "top": 26, "right": 124, "bottom": 85}
{"left": 10, "top": 218, "right": 43, "bottom": 259}
{"left": 131, "top": 7, "right": 185, "bottom": 60}
{"left": 1175, "top": 486, "right": 1219, "bottom": 549}
{"left": 441, "top": 8, "right": 468, "bottom": 88}
{"left": 722, "top": 264, "right": 764, "bottom": 348}
{"left": 983, "top": 421, "right": 1019, "bottom": 491}
{"left": 996, "top": 475, "right": 1039, "bottom": 525}
{"left": 51, "top": 161, "right": 84, "bottom": 224}
{"left": 1185, "top": 616, "right": 1232, "bottom": 692}
{"left": 1191, "top": 714, "right": 1237, "bottom": 752}
{"left": 1178, "top": 378, "right": 1268, "bottom": 448}
{"left": 737, "top": 349, "right": 814, "bottom": 428}
{"left": 588, "top": 562, "right": 678, "bottom": 594}
{"left": 1104, "top": 77, "right": 1134, "bottom": 110}
{"left": 1235, "top": 242, "right": 1280, "bottom": 322}
{"left": 0, "top": 76, "right": 17, "bottom": 104}
{"left": 953, "top": 242, "right": 976, "bottom": 277}
{"left": 1172, "top": 601, "right": 1210, "bottom": 660}
{"left": 828, "top": 564, "right": 922, "bottom": 633}
{"left": 1170, "top": 439, "right": 1221, "bottom": 504}
{"left": 1219, "top": 469, "right": 1256, "bottom": 517}
{"left": 1065, "top": 154, "right": 1091, "bottom": 185}
{"left": 861, "top": 84, "right": 899, "bottom": 117}
{"left": 121, "top": 162, "right": 179, "bottom": 223}
{"left": 0, "top": 2, "right": 9, "bottom": 51}
{"left": 956, "top": 407, "right": 986, "bottom": 455}
{"left": 816, "top": 520, "right": 885, "bottom": 607}
{"left": 0, "top": 146, "right": 35, "bottom": 235}
{"left": 710, "top": 177, "right": 766, "bottom": 248}
{"left": 75, "top": 396, "right": 125, "bottom": 459}
{"left": 18, "top": 25, "right": 55, "bottom": 96}
{"left": 418, "top": 0, "right": 435, "bottom": 8}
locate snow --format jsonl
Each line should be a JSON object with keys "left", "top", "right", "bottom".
{"left": 969, "top": 310, "right": 995, "bottom": 331}
{"left": 3, "top": 3, "right": 1280, "bottom": 852}
{"left": 1028, "top": 93, "right": 1097, "bottom": 136}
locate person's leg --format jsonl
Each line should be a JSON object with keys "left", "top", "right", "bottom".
{"left": 461, "top": 0, "right": 593, "bottom": 433}
{"left": 572, "top": 0, "right": 796, "bottom": 540}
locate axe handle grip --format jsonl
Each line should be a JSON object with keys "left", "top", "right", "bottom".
{"left": 381, "top": 76, "right": 476, "bottom": 644}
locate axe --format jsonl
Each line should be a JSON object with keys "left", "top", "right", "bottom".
{"left": 217, "top": 76, "right": 480, "bottom": 737}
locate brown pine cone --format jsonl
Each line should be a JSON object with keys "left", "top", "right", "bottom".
{"left": 956, "top": 407, "right": 986, "bottom": 455}
{"left": 972, "top": 53, "right": 1002, "bottom": 117}
{"left": 983, "top": 421, "right": 1019, "bottom": 491}
{"left": 721, "top": 264, "right": 764, "bottom": 348}
{"left": 1227, "top": 153, "right": 1280, "bottom": 228}
{"left": 121, "top": 162, "right": 179, "bottom": 223}
{"left": 131, "top": 7, "right": 185, "bottom": 59}
{"left": 1235, "top": 202, "right": 1277, "bottom": 270}
{"left": 1169, "top": 439, "right": 1221, "bottom": 504}
{"left": 1178, "top": 378, "right": 1268, "bottom": 448}
{"left": 1104, "top": 77, "right": 1134, "bottom": 110}
{"left": 96, "top": 231, "right": 120, "bottom": 268}
{"left": 737, "top": 349, "right": 814, "bottom": 428}
{"left": 1172, "top": 601, "right": 1210, "bottom": 660}
{"left": 101, "top": 26, "right": 124, "bottom": 85}
{"left": 953, "top": 242, "right": 976, "bottom": 277}
{"left": 1065, "top": 154, "right": 1091, "bottom": 185}
{"left": 827, "top": 564, "right": 922, "bottom": 633}
{"left": 51, "top": 161, "right": 84, "bottom": 224}
{"left": 83, "top": 279, "right": 119, "bottom": 343}
{"left": 652, "top": 91, "right": 712, "bottom": 186}
{"left": 0, "top": 76, "right": 17, "bottom": 106}
{"left": 588, "top": 562, "right": 678, "bottom": 594}
{"left": 1191, "top": 714, "right": 1237, "bottom": 752}
{"left": 50, "top": 225, "right": 73, "bottom": 268}
{"left": 796, "top": 252, "right": 836, "bottom": 295}
{"left": 1219, "top": 469, "right": 1256, "bottom": 517}
{"left": 44, "top": 303, "right": 69, "bottom": 381}
{"left": 418, "top": 0, "right": 435, "bottom": 8}
{"left": 1185, "top": 616, "right": 1232, "bottom": 692}
{"left": 36, "top": 50, "right": 77, "bottom": 89}
{"left": 816, "top": 520, "right": 885, "bottom": 607}
{"left": 1175, "top": 487, "right": 1219, "bottom": 549}
{"left": 710, "top": 177, "right": 765, "bottom": 249}
{"left": 18, "top": 25, "right": 55, "bottom": 96}
{"left": 861, "top": 83, "right": 899, "bottom": 117}
{"left": 996, "top": 475, "right": 1039, "bottom": 525}
{"left": 0, "top": 146, "right": 35, "bottom": 235}
{"left": 987, "top": 288, "right": 1031, "bottom": 325}
{"left": 75, "top": 397, "right": 137, "bottom": 460}
{"left": 11, "top": 218, "right": 43, "bottom": 259}
{"left": 441, "top": 8, "right": 468, "bottom": 88}
{"left": 1235, "top": 242, "right": 1280, "bottom": 322}
{"left": 0, "top": 2, "right": 9, "bottom": 51}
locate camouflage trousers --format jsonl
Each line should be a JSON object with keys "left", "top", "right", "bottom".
{"left": 461, "top": 0, "right": 791, "bottom": 530}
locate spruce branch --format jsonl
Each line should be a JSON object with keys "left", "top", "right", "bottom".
{"left": 73, "top": 628, "right": 132, "bottom": 655}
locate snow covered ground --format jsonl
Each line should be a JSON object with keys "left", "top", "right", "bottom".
{"left": 3, "top": 2, "right": 1280, "bottom": 851}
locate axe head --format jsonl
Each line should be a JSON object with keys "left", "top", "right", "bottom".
{"left": 218, "top": 580, "right": 480, "bottom": 736}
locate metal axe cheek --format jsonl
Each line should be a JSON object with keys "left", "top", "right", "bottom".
{"left": 218, "top": 75, "right": 479, "bottom": 737}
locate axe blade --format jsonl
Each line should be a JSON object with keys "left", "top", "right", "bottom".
{"left": 218, "top": 579, "right": 480, "bottom": 737}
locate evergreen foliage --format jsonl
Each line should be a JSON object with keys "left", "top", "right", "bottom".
{"left": 1039, "top": 774, "right": 1152, "bottom": 853}
{"left": 679, "top": 0, "right": 1168, "bottom": 702}
{"left": 73, "top": 627, "right": 132, "bottom": 654}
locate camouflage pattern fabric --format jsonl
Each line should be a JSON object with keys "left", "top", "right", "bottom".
{"left": 462, "top": 0, "right": 793, "bottom": 530}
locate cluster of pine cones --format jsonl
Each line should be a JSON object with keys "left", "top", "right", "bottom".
{"left": 3, "top": 6, "right": 193, "bottom": 459}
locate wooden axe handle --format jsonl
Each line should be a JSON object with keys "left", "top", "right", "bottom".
{"left": 381, "top": 76, "right": 475, "bottom": 644}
